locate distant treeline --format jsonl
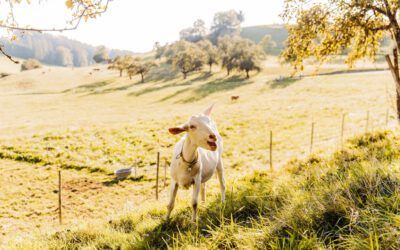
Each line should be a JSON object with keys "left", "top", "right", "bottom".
{"left": 0, "top": 32, "right": 135, "bottom": 67}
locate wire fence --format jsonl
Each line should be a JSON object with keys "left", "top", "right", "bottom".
{"left": 266, "top": 108, "right": 398, "bottom": 171}
{"left": 53, "top": 107, "right": 399, "bottom": 226}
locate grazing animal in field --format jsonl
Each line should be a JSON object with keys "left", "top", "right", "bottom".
{"left": 167, "top": 104, "right": 226, "bottom": 222}
{"left": 93, "top": 68, "right": 101, "bottom": 71}
{"left": 231, "top": 95, "right": 240, "bottom": 102}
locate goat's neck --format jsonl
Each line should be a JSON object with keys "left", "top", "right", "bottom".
{"left": 182, "top": 135, "right": 198, "bottom": 163}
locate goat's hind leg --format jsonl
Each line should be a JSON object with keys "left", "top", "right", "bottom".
{"left": 166, "top": 180, "right": 178, "bottom": 219}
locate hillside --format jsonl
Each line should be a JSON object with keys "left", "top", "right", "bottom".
{"left": 240, "top": 25, "right": 288, "bottom": 54}
{"left": 0, "top": 56, "right": 396, "bottom": 246}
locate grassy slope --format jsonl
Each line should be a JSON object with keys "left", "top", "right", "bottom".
{"left": 0, "top": 56, "right": 396, "bottom": 244}
{"left": 14, "top": 131, "right": 400, "bottom": 249}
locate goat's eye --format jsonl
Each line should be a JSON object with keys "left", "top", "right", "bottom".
{"left": 190, "top": 125, "right": 196, "bottom": 129}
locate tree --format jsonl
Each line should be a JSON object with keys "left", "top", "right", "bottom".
{"left": 21, "top": 59, "right": 42, "bottom": 71}
{"left": 218, "top": 36, "right": 264, "bottom": 77}
{"left": 218, "top": 36, "right": 238, "bottom": 76}
{"left": 210, "top": 10, "right": 244, "bottom": 44}
{"left": 197, "top": 40, "right": 219, "bottom": 72}
{"left": 154, "top": 42, "right": 168, "bottom": 60}
{"left": 166, "top": 40, "right": 206, "bottom": 79}
{"left": 55, "top": 46, "right": 73, "bottom": 67}
{"left": 0, "top": 0, "right": 111, "bottom": 64}
{"left": 93, "top": 46, "right": 109, "bottom": 63}
{"left": 238, "top": 44, "right": 264, "bottom": 78}
{"left": 282, "top": 0, "right": 400, "bottom": 120}
{"left": 108, "top": 55, "right": 133, "bottom": 77}
{"left": 180, "top": 19, "right": 207, "bottom": 43}
{"left": 259, "top": 35, "right": 277, "bottom": 55}
{"left": 127, "top": 59, "right": 157, "bottom": 83}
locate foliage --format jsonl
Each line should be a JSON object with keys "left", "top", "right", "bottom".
{"left": 153, "top": 42, "right": 168, "bottom": 59}
{"left": 20, "top": 59, "right": 42, "bottom": 71}
{"left": 108, "top": 55, "right": 133, "bottom": 77}
{"left": 218, "top": 36, "right": 264, "bottom": 77}
{"left": 259, "top": 34, "right": 277, "bottom": 55}
{"left": 196, "top": 40, "right": 219, "bottom": 72}
{"left": 209, "top": 10, "right": 244, "bottom": 44}
{"left": 281, "top": 0, "right": 391, "bottom": 70}
{"left": 126, "top": 58, "right": 157, "bottom": 82}
{"left": 179, "top": 19, "right": 207, "bottom": 43}
{"left": 93, "top": 46, "right": 109, "bottom": 64}
{"left": 54, "top": 46, "right": 73, "bottom": 67}
{"left": 165, "top": 40, "right": 206, "bottom": 79}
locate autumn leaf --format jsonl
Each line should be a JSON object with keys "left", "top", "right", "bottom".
{"left": 65, "top": 0, "right": 74, "bottom": 9}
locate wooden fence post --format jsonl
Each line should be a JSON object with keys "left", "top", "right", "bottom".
{"left": 58, "top": 170, "right": 62, "bottom": 225}
{"left": 156, "top": 152, "right": 160, "bottom": 200}
{"left": 134, "top": 160, "right": 137, "bottom": 178}
{"left": 164, "top": 160, "right": 167, "bottom": 188}
{"left": 341, "top": 113, "right": 345, "bottom": 149}
{"left": 269, "top": 130, "right": 273, "bottom": 171}
{"left": 385, "top": 109, "right": 389, "bottom": 127}
{"left": 365, "top": 111, "right": 370, "bottom": 133}
{"left": 310, "top": 122, "right": 315, "bottom": 154}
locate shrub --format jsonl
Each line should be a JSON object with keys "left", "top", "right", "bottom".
{"left": 21, "top": 59, "right": 42, "bottom": 71}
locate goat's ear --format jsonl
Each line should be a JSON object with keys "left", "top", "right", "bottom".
{"left": 168, "top": 124, "right": 188, "bottom": 135}
{"left": 203, "top": 104, "right": 215, "bottom": 117}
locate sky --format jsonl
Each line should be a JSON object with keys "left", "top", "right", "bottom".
{"left": 8, "top": 0, "right": 284, "bottom": 52}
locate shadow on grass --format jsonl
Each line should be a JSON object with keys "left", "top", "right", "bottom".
{"left": 102, "top": 175, "right": 144, "bottom": 186}
{"left": 62, "top": 80, "right": 114, "bottom": 93}
{"left": 145, "top": 63, "right": 180, "bottom": 82}
{"left": 89, "top": 82, "right": 138, "bottom": 95}
{"left": 178, "top": 75, "right": 253, "bottom": 103}
{"left": 129, "top": 71, "right": 214, "bottom": 98}
{"left": 267, "top": 77, "right": 300, "bottom": 89}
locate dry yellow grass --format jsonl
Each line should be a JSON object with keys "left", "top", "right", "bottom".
{"left": 0, "top": 56, "right": 396, "bottom": 245}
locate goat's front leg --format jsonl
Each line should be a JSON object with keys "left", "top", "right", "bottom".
{"left": 216, "top": 160, "right": 226, "bottom": 202}
{"left": 192, "top": 175, "right": 201, "bottom": 222}
{"left": 166, "top": 180, "right": 178, "bottom": 219}
{"left": 200, "top": 183, "right": 206, "bottom": 202}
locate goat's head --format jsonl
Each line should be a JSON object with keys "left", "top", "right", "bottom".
{"left": 168, "top": 104, "right": 218, "bottom": 151}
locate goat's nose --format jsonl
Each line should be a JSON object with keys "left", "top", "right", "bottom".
{"left": 209, "top": 134, "right": 216, "bottom": 140}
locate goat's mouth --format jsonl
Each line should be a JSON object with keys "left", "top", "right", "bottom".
{"left": 207, "top": 141, "right": 217, "bottom": 151}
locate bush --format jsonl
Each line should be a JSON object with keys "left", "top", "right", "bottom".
{"left": 21, "top": 59, "right": 42, "bottom": 71}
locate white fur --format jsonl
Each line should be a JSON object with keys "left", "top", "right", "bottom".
{"left": 167, "top": 105, "right": 226, "bottom": 222}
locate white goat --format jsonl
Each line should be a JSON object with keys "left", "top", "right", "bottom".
{"left": 167, "top": 104, "right": 226, "bottom": 222}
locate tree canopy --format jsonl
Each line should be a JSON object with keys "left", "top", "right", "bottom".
{"left": 282, "top": 0, "right": 400, "bottom": 119}
{"left": 210, "top": 10, "right": 244, "bottom": 44}
{"left": 165, "top": 40, "right": 207, "bottom": 79}
{"left": 127, "top": 59, "right": 157, "bottom": 83}
{"left": 180, "top": 19, "right": 207, "bottom": 43}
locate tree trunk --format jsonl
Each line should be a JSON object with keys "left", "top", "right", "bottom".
{"left": 246, "top": 70, "right": 250, "bottom": 79}
{"left": 183, "top": 72, "right": 187, "bottom": 79}
{"left": 119, "top": 70, "right": 123, "bottom": 77}
{"left": 209, "top": 63, "right": 212, "bottom": 73}
{"left": 385, "top": 48, "right": 400, "bottom": 120}
{"left": 227, "top": 69, "right": 230, "bottom": 76}
{"left": 141, "top": 73, "right": 144, "bottom": 83}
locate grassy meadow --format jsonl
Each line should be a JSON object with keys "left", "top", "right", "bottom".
{"left": 0, "top": 55, "right": 398, "bottom": 247}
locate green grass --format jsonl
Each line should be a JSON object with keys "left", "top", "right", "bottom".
{"left": 0, "top": 55, "right": 395, "bottom": 244}
{"left": 13, "top": 131, "right": 400, "bottom": 249}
